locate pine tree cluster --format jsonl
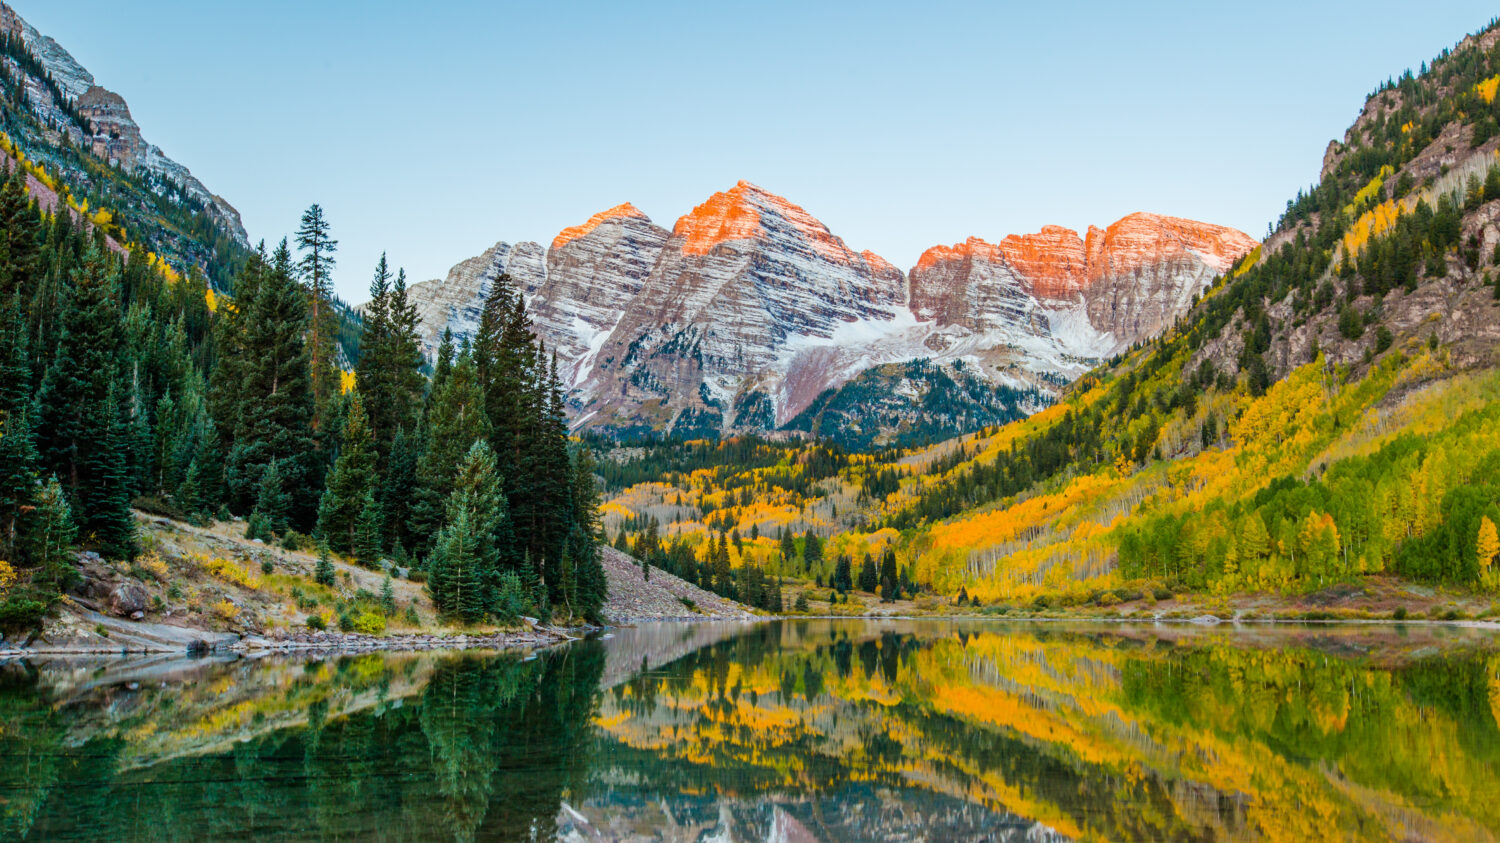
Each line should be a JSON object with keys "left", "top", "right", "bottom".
{"left": 0, "top": 185, "right": 606, "bottom": 631}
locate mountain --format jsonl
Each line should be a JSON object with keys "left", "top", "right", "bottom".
{"left": 406, "top": 182, "right": 1254, "bottom": 445}
{"left": 599, "top": 17, "right": 1500, "bottom": 609}
{"left": 0, "top": 1, "right": 248, "bottom": 285}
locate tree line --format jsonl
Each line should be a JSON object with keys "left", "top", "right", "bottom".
{"left": 0, "top": 177, "right": 605, "bottom": 631}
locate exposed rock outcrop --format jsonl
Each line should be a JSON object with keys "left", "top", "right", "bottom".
{"left": 403, "top": 183, "right": 1257, "bottom": 442}
{"left": 0, "top": 1, "right": 247, "bottom": 244}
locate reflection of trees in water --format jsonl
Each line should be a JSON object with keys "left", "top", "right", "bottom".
{"left": 0, "top": 647, "right": 606, "bottom": 842}
{"left": 586, "top": 622, "right": 1500, "bottom": 841}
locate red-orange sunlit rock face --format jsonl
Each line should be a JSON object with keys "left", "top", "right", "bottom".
{"left": 670, "top": 180, "right": 881, "bottom": 267}
{"left": 914, "top": 214, "right": 1256, "bottom": 303}
{"left": 552, "top": 202, "right": 649, "bottom": 251}
{"left": 673, "top": 184, "right": 764, "bottom": 256}
{"left": 1084, "top": 212, "right": 1259, "bottom": 282}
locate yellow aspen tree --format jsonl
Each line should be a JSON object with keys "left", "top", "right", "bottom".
{"left": 1478, "top": 517, "right": 1499, "bottom": 582}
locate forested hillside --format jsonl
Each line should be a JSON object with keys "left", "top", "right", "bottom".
{"left": 599, "top": 18, "right": 1500, "bottom": 611}
{"left": 0, "top": 150, "right": 607, "bottom": 635}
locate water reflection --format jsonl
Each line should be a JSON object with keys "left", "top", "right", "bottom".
{"left": 1, "top": 621, "right": 1497, "bottom": 842}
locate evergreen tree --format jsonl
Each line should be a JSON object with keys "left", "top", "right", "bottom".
{"left": 314, "top": 543, "right": 336, "bottom": 587}
{"left": 802, "top": 531, "right": 822, "bottom": 571}
{"left": 35, "top": 245, "right": 135, "bottom": 557}
{"left": 857, "top": 553, "right": 878, "bottom": 593}
{"left": 295, "top": 204, "right": 340, "bottom": 425}
{"left": 356, "top": 257, "right": 424, "bottom": 457}
{"left": 354, "top": 490, "right": 383, "bottom": 568}
{"left": 83, "top": 385, "right": 136, "bottom": 559}
{"left": 227, "top": 241, "right": 316, "bottom": 524}
{"left": 380, "top": 573, "right": 396, "bottom": 616}
{"left": 833, "top": 555, "right": 853, "bottom": 593}
{"left": 411, "top": 349, "right": 489, "bottom": 552}
{"left": 426, "top": 441, "right": 506, "bottom": 621}
{"left": 714, "top": 533, "right": 733, "bottom": 599}
{"left": 315, "top": 390, "right": 376, "bottom": 552}
{"left": 207, "top": 244, "right": 268, "bottom": 452}
{"left": 879, "top": 547, "right": 899, "bottom": 601}
{"left": 254, "top": 460, "right": 291, "bottom": 536}
{"left": 379, "top": 427, "right": 420, "bottom": 552}
{"left": 27, "top": 476, "right": 76, "bottom": 591}
{"left": 0, "top": 406, "right": 37, "bottom": 563}
{"left": 778, "top": 529, "right": 797, "bottom": 571}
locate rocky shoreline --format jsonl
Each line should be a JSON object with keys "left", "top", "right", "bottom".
{"left": 0, "top": 625, "right": 580, "bottom": 659}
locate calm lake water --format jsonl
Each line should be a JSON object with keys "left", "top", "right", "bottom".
{"left": 2, "top": 620, "right": 1498, "bottom": 842}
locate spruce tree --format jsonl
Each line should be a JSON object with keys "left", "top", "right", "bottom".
{"left": 568, "top": 445, "right": 607, "bottom": 618}
{"left": 380, "top": 574, "right": 396, "bottom": 616}
{"left": 779, "top": 529, "right": 797, "bottom": 571}
{"left": 380, "top": 427, "right": 420, "bottom": 552}
{"left": 411, "top": 349, "right": 489, "bottom": 552}
{"left": 315, "top": 390, "right": 376, "bottom": 552}
{"left": 354, "top": 255, "right": 422, "bottom": 456}
{"left": 879, "top": 548, "right": 898, "bottom": 601}
{"left": 833, "top": 555, "right": 853, "bottom": 593}
{"left": 208, "top": 244, "right": 268, "bottom": 449}
{"left": 35, "top": 246, "right": 136, "bottom": 558}
{"left": 254, "top": 460, "right": 291, "bottom": 535}
{"left": 314, "top": 543, "right": 336, "bottom": 587}
{"left": 0, "top": 406, "right": 37, "bottom": 563}
{"left": 227, "top": 241, "right": 316, "bottom": 523}
{"left": 294, "top": 204, "right": 340, "bottom": 426}
{"left": 28, "top": 476, "right": 76, "bottom": 591}
{"left": 426, "top": 441, "right": 506, "bottom": 622}
{"left": 802, "top": 531, "right": 822, "bottom": 572}
{"left": 857, "top": 553, "right": 878, "bottom": 593}
{"left": 354, "top": 490, "right": 383, "bottom": 568}
{"left": 84, "top": 385, "right": 136, "bottom": 559}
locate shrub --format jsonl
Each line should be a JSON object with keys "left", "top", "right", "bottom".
{"left": 1374, "top": 326, "right": 1394, "bottom": 354}
{"left": 280, "top": 531, "right": 310, "bottom": 552}
{"left": 261, "top": 560, "right": 274, "bottom": 575}
{"left": 338, "top": 612, "right": 355, "bottom": 632}
{"left": 306, "top": 614, "right": 327, "bottom": 631}
{"left": 136, "top": 552, "right": 169, "bottom": 581}
{"left": 244, "top": 512, "right": 272, "bottom": 542}
{"left": 201, "top": 556, "right": 261, "bottom": 589}
{"left": 350, "top": 611, "right": 386, "bottom": 635}
{"left": 212, "top": 600, "right": 240, "bottom": 621}
{"left": 1393, "top": 606, "right": 1408, "bottom": 620}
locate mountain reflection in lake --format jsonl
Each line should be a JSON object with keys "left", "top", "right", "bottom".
{"left": 1, "top": 620, "right": 1497, "bottom": 842}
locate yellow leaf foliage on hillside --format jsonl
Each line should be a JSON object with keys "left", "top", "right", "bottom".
{"left": 1342, "top": 199, "right": 1404, "bottom": 257}
{"left": 1478, "top": 75, "right": 1500, "bottom": 104}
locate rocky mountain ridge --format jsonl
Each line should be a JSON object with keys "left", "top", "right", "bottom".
{"left": 405, "top": 181, "right": 1255, "bottom": 444}
{"left": 0, "top": 2, "right": 247, "bottom": 249}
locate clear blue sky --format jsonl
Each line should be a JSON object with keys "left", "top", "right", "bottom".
{"left": 15, "top": 1, "right": 1499, "bottom": 302}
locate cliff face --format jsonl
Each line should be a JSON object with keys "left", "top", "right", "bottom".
{"left": 404, "top": 184, "right": 1256, "bottom": 442}
{"left": 909, "top": 213, "right": 1258, "bottom": 359}
{"left": 0, "top": 1, "right": 246, "bottom": 245}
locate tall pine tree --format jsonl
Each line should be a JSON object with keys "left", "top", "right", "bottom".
{"left": 315, "top": 390, "right": 376, "bottom": 553}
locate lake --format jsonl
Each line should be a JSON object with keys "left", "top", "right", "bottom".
{"left": 1, "top": 620, "right": 1497, "bottom": 841}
